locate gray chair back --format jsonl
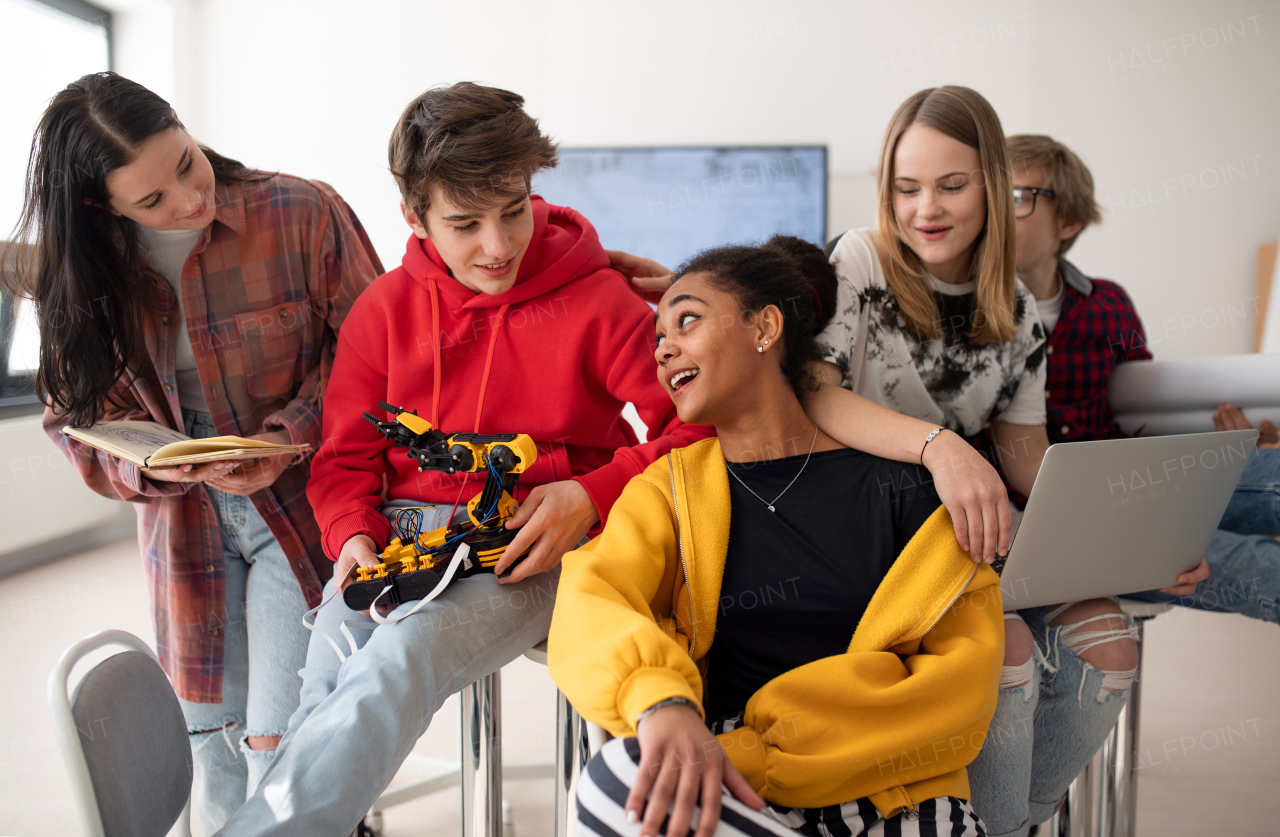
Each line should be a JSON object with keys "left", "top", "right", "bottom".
{"left": 71, "top": 650, "right": 192, "bottom": 837}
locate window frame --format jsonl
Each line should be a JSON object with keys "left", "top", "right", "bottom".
{"left": 1, "top": 0, "right": 113, "bottom": 418}
{"left": 31, "top": 0, "right": 113, "bottom": 69}
{"left": 0, "top": 242, "right": 41, "bottom": 416}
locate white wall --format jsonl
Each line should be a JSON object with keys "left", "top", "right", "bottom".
{"left": 0, "top": 417, "right": 133, "bottom": 568}
{"left": 120, "top": 0, "right": 1280, "bottom": 363}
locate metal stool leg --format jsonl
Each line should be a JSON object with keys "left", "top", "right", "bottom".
{"left": 1115, "top": 617, "right": 1149, "bottom": 837}
{"left": 1060, "top": 700, "right": 1120, "bottom": 837}
{"left": 1097, "top": 721, "right": 1120, "bottom": 837}
{"left": 1047, "top": 794, "right": 1070, "bottom": 836}
{"left": 1063, "top": 752, "right": 1096, "bottom": 837}
{"left": 461, "top": 671, "right": 503, "bottom": 837}
{"left": 554, "top": 689, "right": 589, "bottom": 837}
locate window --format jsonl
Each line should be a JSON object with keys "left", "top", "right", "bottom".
{"left": 0, "top": 0, "right": 110, "bottom": 411}
{"left": 1, "top": 243, "right": 37, "bottom": 407}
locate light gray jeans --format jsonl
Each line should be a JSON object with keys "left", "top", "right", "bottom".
{"left": 966, "top": 604, "right": 1134, "bottom": 836}
{"left": 213, "top": 503, "right": 560, "bottom": 836}
{"left": 177, "top": 411, "right": 311, "bottom": 835}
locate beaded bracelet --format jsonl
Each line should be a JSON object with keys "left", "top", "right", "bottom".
{"left": 920, "top": 427, "right": 944, "bottom": 465}
{"left": 636, "top": 696, "right": 700, "bottom": 726}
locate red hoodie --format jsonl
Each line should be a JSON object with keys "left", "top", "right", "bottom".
{"left": 309, "top": 197, "right": 711, "bottom": 558}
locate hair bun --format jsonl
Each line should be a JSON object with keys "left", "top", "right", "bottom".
{"left": 762, "top": 234, "right": 837, "bottom": 331}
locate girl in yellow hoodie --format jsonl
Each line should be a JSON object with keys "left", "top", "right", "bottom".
{"left": 549, "top": 236, "right": 1006, "bottom": 837}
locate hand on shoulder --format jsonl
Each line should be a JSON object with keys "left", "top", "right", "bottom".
{"left": 608, "top": 249, "right": 673, "bottom": 304}
{"left": 922, "top": 430, "right": 1012, "bottom": 564}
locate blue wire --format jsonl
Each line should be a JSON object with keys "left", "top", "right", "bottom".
{"left": 404, "top": 454, "right": 511, "bottom": 561}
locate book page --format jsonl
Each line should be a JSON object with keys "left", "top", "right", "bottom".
{"left": 61, "top": 421, "right": 191, "bottom": 467}
{"left": 148, "top": 437, "right": 310, "bottom": 466}
{"left": 61, "top": 422, "right": 310, "bottom": 467}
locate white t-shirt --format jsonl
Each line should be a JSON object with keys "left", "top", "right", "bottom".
{"left": 1032, "top": 279, "right": 1066, "bottom": 334}
{"left": 816, "top": 228, "right": 1048, "bottom": 438}
{"left": 137, "top": 226, "right": 210, "bottom": 414}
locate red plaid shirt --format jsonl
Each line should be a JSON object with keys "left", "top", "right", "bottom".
{"left": 972, "top": 260, "right": 1151, "bottom": 503}
{"left": 1042, "top": 260, "right": 1152, "bottom": 444}
{"left": 44, "top": 174, "right": 382, "bottom": 702}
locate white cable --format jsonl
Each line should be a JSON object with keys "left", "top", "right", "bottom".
{"left": 301, "top": 563, "right": 358, "bottom": 664}
{"left": 338, "top": 621, "right": 370, "bottom": 659}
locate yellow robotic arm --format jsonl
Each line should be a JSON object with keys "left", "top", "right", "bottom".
{"left": 346, "top": 403, "right": 539, "bottom": 610}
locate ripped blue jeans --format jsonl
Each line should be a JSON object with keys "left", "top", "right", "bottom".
{"left": 966, "top": 603, "right": 1137, "bottom": 837}
{"left": 176, "top": 411, "right": 311, "bottom": 834}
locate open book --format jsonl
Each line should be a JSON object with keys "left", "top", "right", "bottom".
{"left": 60, "top": 420, "right": 311, "bottom": 468}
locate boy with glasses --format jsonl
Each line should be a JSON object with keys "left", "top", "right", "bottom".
{"left": 1002, "top": 133, "right": 1277, "bottom": 625}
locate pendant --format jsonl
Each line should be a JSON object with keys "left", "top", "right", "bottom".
{"left": 767, "top": 505, "right": 775, "bottom": 513}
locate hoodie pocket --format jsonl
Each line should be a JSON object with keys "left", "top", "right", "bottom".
{"left": 235, "top": 301, "right": 310, "bottom": 399}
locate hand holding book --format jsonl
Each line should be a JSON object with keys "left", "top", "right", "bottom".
{"left": 60, "top": 420, "right": 311, "bottom": 493}
{"left": 146, "top": 430, "right": 296, "bottom": 494}
{"left": 144, "top": 459, "right": 239, "bottom": 484}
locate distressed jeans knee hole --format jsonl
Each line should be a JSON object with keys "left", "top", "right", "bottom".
{"left": 1000, "top": 657, "right": 1035, "bottom": 700}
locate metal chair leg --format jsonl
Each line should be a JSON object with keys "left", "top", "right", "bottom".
{"left": 1116, "top": 617, "right": 1148, "bottom": 837}
{"left": 461, "top": 671, "right": 503, "bottom": 837}
{"left": 1097, "top": 720, "right": 1120, "bottom": 837}
{"left": 1066, "top": 751, "right": 1096, "bottom": 837}
{"left": 555, "top": 689, "right": 593, "bottom": 837}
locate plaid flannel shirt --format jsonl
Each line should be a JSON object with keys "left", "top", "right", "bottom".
{"left": 1042, "top": 260, "right": 1152, "bottom": 444}
{"left": 44, "top": 173, "right": 382, "bottom": 702}
{"left": 971, "top": 260, "right": 1151, "bottom": 505}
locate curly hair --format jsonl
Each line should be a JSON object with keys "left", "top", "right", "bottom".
{"left": 675, "top": 235, "right": 838, "bottom": 398}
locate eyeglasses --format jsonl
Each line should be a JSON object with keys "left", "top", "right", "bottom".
{"left": 1013, "top": 186, "right": 1055, "bottom": 219}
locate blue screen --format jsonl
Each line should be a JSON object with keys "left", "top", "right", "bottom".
{"left": 532, "top": 146, "right": 827, "bottom": 273}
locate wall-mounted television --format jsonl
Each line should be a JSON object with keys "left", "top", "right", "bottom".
{"left": 532, "top": 146, "right": 827, "bottom": 273}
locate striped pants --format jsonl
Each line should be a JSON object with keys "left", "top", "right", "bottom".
{"left": 578, "top": 738, "right": 988, "bottom": 837}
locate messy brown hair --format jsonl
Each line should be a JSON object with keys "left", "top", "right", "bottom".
{"left": 873, "top": 86, "right": 1017, "bottom": 345}
{"left": 388, "top": 82, "right": 558, "bottom": 225}
{"left": 1006, "top": 134, "right": 1102, "bottom": 256}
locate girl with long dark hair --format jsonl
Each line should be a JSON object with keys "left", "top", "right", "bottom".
{"left": 6, "top": 72, "right": 382, "bottom": 831}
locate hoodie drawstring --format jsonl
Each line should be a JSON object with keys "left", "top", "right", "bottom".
{"left": 429, "top": 280, "right": 443, "bottom": 428}
{"left": 474, "top": 303, "right": 509, "bottom": 431}
{"left": 426, "top": 292, "right": 512, "bottom": 518}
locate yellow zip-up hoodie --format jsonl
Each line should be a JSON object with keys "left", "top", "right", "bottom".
{"left": 549, "top": 438, "right": 1005, "bottom": 817}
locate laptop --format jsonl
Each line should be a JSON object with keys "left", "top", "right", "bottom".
{"left": 997, "top": 429, "right": 1259, "bottom": 611}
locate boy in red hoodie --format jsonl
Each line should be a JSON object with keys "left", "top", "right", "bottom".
{"left": 215, "top": 83, "right": 709, "bottom": 836}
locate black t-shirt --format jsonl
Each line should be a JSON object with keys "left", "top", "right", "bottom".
{"left": 705, "top": 447, "right": 942, "bottom": 723}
